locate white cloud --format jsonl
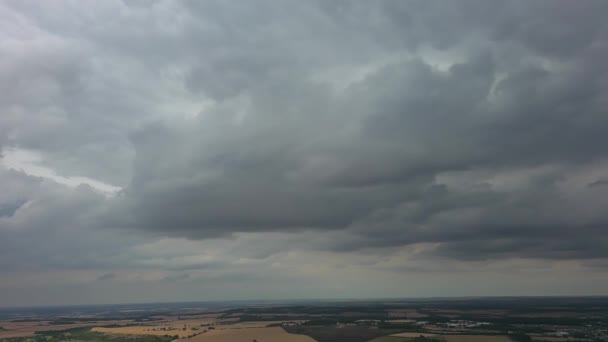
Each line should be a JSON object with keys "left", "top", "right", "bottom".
{"left": 1, "top": 147, "right": 121, "bottom": 195}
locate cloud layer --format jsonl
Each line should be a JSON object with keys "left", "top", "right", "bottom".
{"left": 1, "top": 0, "right": 608, "bottom": 305}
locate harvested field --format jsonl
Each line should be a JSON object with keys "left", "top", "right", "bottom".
{"left": 92, "top": 319, "right": 217, "bottom": 338}
{"left": 187, "top": 327, "right": 316, "bottom": 342}
{"left": 93, "top": 320, "right": 305, "bottom": 338}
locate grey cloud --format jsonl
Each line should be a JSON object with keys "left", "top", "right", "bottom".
{"left": 1, "top": 0, "right": 608, "bottom": 280}
{"left": 110, "top": 44, "right": 608, "bottom": 261}
{"left": 101, "top": 1, "right": 608, "bottom": 261}
{"left": 0, "top": 168, "right": 146, "bottom": 273}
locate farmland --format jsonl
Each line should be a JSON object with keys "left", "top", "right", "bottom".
{"left": 187, "top": 327, "right": 315, "bottom": 342}
{"left": 0, "top": 298, "right": 607, "bottom": 341}
{"left": 91, "top": 320, "right": 304, "bottom": 339}
{"left": 0, "top": 320, "right": 136, "bottom": 339}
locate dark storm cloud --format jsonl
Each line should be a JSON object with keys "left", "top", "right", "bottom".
{"left": 0, "top": 168, "right": 137, "bottom": 272}
{"left": 2, "top": 0, "right": 608, "bottom": 269}
{"left": 111, "top": 47, "right": 608, "bottom": 260}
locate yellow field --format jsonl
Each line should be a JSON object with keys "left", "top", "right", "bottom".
{"left": 92, "top": 320, "right": 306, "bottom": 339}
{"left": 92, "top": 317, "right": 247, "bottom": 337}
{"left": 187, "top": 327, "right": 316, "bottom": 342}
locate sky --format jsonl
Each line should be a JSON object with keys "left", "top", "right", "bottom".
{"left": 1, "top": 0, "right": 608, "bottom": 307}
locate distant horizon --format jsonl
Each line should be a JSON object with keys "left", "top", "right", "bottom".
{"left": 3, "top": 295, "right": 608, "bottom": 310}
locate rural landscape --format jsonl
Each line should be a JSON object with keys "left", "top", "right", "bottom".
{"left": 1, "top": 298, "right": 607, "bottom": 342}
{"left": 2, "top": 1, "right": 608, "bottom": 342}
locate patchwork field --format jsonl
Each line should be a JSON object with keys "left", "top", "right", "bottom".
{"left": 0, "top": 320, "right": 133, "bottom": 339}
{"left": 92, "top": 320, "right": 306, "bottom": 339}
{"left": 187, "top": 327, "right": 316, "bottom": 342}
{"left": 92, "top": 318, "right": 306, "bottom": 342}
{"left": 90, "top": 316, "right": 250, "bottom": 338}
{"left": 2, "top": 298, "right": 606, "bottom": 341}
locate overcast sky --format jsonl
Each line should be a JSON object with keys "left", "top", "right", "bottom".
{"left": 2, "top": 0, "right": 608, "bottom": 307}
